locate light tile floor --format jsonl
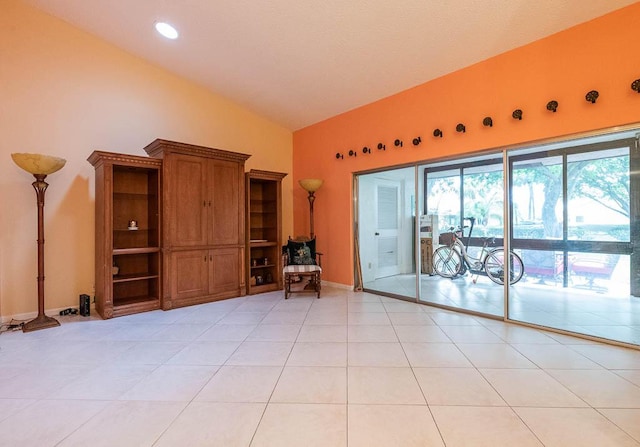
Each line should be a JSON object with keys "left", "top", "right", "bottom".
{"left": 1, "top": 287, "right": 640, "bottom": 446}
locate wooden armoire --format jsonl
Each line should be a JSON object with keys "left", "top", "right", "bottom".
{"left": 144, "top": 139, "right": 250, "bottom": 310}
{"left": 89, "top": 139, "right": 251, "bottom": 318}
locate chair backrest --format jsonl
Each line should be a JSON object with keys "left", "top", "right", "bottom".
{"left": 284, "top": 236, "right": 318, "bottom": 266}
{"left": 290, "top": 235, "right": 312, "bottom": 243}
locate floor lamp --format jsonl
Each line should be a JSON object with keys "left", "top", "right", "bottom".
{"left": 11, "top": 153, "right": 66, "bottom": 332}
{"left": 298, "top": 179, "right": 323, "bottom": 239}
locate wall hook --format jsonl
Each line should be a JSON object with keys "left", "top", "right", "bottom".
{"left": 362, "top": 146, "right": 371, "bottom": 154}
{"left": 512, "top": 109, "right": 523, "bottom": 120}
{"left": 377, "top": 143, "right": 386, "bottom": 151}
{"left": 546, "top": 100, "right": 558, "bottom": 112}
{"left": 585, "top": 90, "right": 599, "bottom": 103}
{"left": 348, "top": 149, "right": 357, "bottom": 157}
{"left": 482, "top": 117, "right": 493, "bottom": 127}
{"left": 631, "top": 79, "right": 640, "bottom": 93}
{"left": 456, "top": 123, "right": 466, "bottom": 133}
{"left": 433, "top": 129, "right": 443, "bottom": 138}
{"left": 335, "top": 152, "right": 344, "bottom": 159}
{"left": 412, "top": 137, "right": 421, "bottom": 146}
{"left": 394, "top": 139, "right": 403, "bottom": 147}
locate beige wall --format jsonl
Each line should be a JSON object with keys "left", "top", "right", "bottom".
{"left": 0, "top": 0, "right": 293, "bottom": 317}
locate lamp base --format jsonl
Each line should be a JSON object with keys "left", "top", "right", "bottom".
{"left": 22, "top": 314, "right": 60, "bottom": 332}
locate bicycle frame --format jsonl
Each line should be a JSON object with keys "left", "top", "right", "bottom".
{"left": 450, "top": 219, "right": 493, "bottom": 277}
{"left": 434, "top": 216, "right": 524, "bottom": 285}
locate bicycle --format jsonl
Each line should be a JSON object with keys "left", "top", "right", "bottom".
{"left": 432, "top": 217, "right": 524, "bottom": 285}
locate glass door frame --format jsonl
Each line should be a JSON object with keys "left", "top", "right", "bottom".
{"left": 353, "top": 165, "right": 420, "bottom": 303}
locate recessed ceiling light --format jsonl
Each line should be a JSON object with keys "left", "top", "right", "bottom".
{"left": 155, "top": 22, "right": 178, "bottom": 39}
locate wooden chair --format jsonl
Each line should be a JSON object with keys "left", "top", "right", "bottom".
{"left": 282, "top": 237, "right": 322, "bottom": 299}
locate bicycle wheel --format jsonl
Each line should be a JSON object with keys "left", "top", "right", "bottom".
{"left": 484, "top": 249, "right": 524, "bottom": 285}
{"left": 433, "top": 246, "right": 463, "bottom": 278}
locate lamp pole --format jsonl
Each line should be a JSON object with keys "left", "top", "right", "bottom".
{"left": 298, "top": 179, "right": 323, "bottom": 239}
{"left": 11, "top": 153, "right": 66, "bottom": 332}
{"left": 307, "top": 190, "right": 316, "bottom": 239}
{"left": 22, "top": 174, "right": 60, "bottom": 332}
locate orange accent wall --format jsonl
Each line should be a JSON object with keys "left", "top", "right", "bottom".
{"left": 293, "top": 3, "right": 640, "bottom": 286}
{"left": 0, "top": 0, "right": 292, "bottom": 317}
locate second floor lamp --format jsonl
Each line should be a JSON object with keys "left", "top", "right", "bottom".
{"left": 298, "top": 178, "right": 323, "bottom": 239}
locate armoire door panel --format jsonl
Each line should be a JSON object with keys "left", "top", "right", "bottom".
{"left": 172, "top": 155, "right": 208, "bottom": 246}
{"left": 210, "top": 248, "right": 240, "bottom": 294}
{"left": 210, "top": 161, "right": 240, "bottom": 245}
{"left": 172, "top": 250, "right": 209, "bottom": 300}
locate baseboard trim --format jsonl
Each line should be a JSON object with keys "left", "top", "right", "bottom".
{"left": 1, "top": 304, "right": 97, "bottom": 323}
{"left": 321, "top": 280, "right": 353, "bottom": 290}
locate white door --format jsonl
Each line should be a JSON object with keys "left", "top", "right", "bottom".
{"left": 375, "top": 180, "right": 401, "bottom": 278}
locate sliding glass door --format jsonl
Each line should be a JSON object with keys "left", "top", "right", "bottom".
{"left": 357, "top": 167, "right": 417, "bottom": 299}
{"left": 507, "top": 138, "right": 638, "bottom": 344}
{"left": 354, "top": 128, "right": 640, "bottom": 346}
{"left": 418, "top": 156, "right": 506, "bottom": 317}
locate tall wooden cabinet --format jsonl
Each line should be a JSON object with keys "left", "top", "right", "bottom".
{"left": 246, "top": 170, "right": 287, "bottom": 294}
{"left": 88, "top": 151, "right": 162, "bottom": 318}
{"left": 144, "top": 139, "right": 250, "bottom": 309}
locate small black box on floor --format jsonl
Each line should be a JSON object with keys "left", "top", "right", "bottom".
{"left": 79, "top": 294, "right": 90, "bottom": 316}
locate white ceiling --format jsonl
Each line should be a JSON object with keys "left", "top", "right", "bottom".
{"left": 23, "top": 0, "right": 637, "bottom": 130}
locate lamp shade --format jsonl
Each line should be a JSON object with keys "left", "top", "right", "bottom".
{"left": 12, "top": 153, "right": 66, "bottom": 175}
{"left": 299, "top": 178, "right": 323, "bottom": 193}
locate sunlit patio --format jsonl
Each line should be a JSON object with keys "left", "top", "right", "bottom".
{"left": 365, "top": 272, "right": 640, "bottom": 346}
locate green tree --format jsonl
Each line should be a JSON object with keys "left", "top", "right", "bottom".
{"left": 427, "top": 153, "right": 629, "bottom": 239}
{"left": 512, "top": 155, "right": 628, "bottom": 238}
{"left": 463, "top": 171, "right": 503, "bottom": 227}
{"left": 570, "top": 156, "right": 629, "bottom": 218}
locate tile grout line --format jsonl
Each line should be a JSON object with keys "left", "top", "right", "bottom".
{"left": 390, "top": 308, "right": 448, "bottom": 446}
{"left": 247, "top": 295, "right": 316, "bottom": 446}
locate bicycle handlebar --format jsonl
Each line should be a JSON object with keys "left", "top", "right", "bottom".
{"left": 448, "top": 217, "right": 475, "bottom": 232}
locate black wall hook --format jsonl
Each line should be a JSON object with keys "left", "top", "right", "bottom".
{"left": 546, "top": 101, "right": 558, "bottom": 112}
{"left": 348, "top": 149, "right": 357, "bottom": 157}
{"left": 586, "top": 90, "right": 599, "bottom": 103}
{"left": 394, "top": 139, "right": 403, "bottom": 147}
{"left": 412, "top": 137, "right": 421, "bottom": 146}
{"left": 482, "top": 117, "right": 493, "bottom": 127}
{"left": 362, "top": 146, "right": 371, "bottom": 154}
{"left": 377, "top": 143, "right": 386, "bottom": 151}
{"left": 632, "top": 79, "right": 640, "bottom": 93}
{"left": 335, "top": 152, "right": 343, "bottom": 159}
{"left": 456, "top": 123, "right": 466, "bottom": 133}
{"left": 512, "top": 109, "right": 523, "bottom": 120}
{"left": 433, "top": 129, "right": 443, "bottom": 138}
